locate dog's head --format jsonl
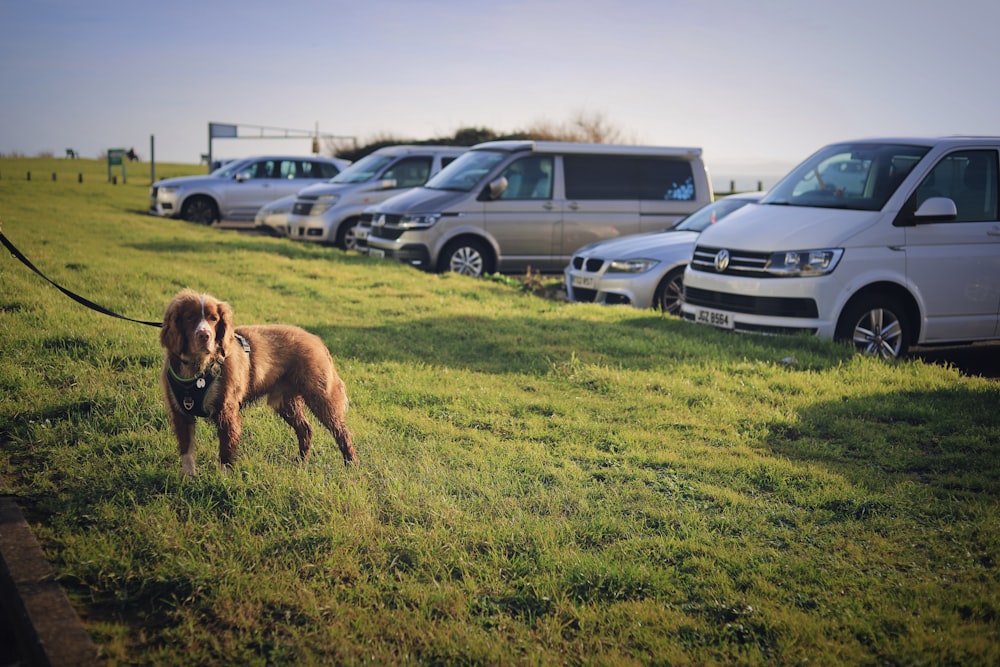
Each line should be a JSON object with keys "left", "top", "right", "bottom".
{"left": 160, "top": 289, "right": 233, "bottom": 359}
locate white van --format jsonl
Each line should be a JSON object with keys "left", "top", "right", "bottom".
{"left": 365, "top": 140, "right": 712, "bottom": 276}
{"left": 281, "top": 145, "right": 467, "bottom": 248}
{"left": 681, "top": 137, "right": 1000, "bottom": 358}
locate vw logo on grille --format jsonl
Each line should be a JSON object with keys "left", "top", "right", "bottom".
{"left": 714, "top": 249, "right": 730, "bottom": 272}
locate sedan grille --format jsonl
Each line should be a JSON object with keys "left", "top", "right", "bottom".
{"left": 571, "top": 256, "right": 606, "bottom": 272}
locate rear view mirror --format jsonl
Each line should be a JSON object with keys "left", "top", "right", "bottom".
{"left": 484, "top": 176, "right": 508, "bottom": 200}
{"left": 914, "top": 197, "right": 957, "bottom": 221}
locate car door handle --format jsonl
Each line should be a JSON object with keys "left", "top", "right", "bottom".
{"left": 568, "top": 202, "right": 579, "bottom": 211}
{"left": 542, "top": 202, "right": 554, "bottom": 211}
{"left": 989, "top": 226, "right": 1000, "bottom": 237}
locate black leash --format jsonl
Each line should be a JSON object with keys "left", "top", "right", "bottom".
{"left": 0, "top": 224, "right": 162, "bottom": 328}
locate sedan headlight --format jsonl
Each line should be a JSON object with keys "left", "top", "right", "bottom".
{"left": 607, "top": 258, "right": 659, "bottom": 273}
{"left": 397, "top": 213, "right": 441, "bottom": 229}
{"left": 765, "top": 249, "right": 843, "bottom": 276}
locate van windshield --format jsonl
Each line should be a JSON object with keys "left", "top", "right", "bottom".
{"left": 328, "top": 154, "right": 395, "bottom": 184}
{"left": 425, "top": 150, "right": 508, "bottom": 192}
{"left": 762, "top": 143, "right": 930, "bottom": 211}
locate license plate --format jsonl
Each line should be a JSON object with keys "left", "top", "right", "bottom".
{"left": 369, "top": 248, "right": 385, "bottom": 259}
{"left": 695, "top": 307, "right": 734, "bottom": 329}
{"left": 572, "top": 275, "right": 596, "bottom": 289}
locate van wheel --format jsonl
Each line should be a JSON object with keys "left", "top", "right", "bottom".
{"left": 180, "top": 196, "right": 218, "bottom": 225}
{"left": 440, "top": 239, "right": 492, "bottom": 277}
{"left": 653, "top": 267, "right": 685, "bottom": 315}
{"left": 336, "top": 220, "right": 360, "bottom": 251}
{"left": 835, "top": 294, "right": 911, "bottom": 359}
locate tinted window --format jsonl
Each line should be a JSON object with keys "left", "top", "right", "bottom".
{"left": 911, "top": 150, "right": 998, "bottom": 222}
{"left": 498, "top": 156, "right": 554, "bottom": 200}
{"left": 564, "top": 155, "right": 696, "bottom": 200}
{"left": 384, "top": 156, "right": 433, "bottom": 188}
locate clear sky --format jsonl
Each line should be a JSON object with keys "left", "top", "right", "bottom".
{"left": 2, "top": 0, "right": 998, "bottom": 189}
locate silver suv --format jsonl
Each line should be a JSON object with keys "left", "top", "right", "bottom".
{"left": 149, "top": 155, "right": 349, "bottom": 224}
{"left": 283, "top": 145, "right": 466, "bottom": 249}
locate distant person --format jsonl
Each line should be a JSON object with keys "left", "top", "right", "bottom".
{"left": 127, "top": 147, "right": 139, "bottom": 162}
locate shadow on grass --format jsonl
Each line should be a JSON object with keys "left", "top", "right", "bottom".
{"left": 126, "top": 237, "right": 371, "bottom": 265}
{"left": 313, "top": 314, "right": 851, "bottom": 376}
{"left": 765, "top": 384, "right": 1000, "bottom": 499}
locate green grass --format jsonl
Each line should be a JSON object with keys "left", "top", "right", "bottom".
{"left": 1, "top": 157, "right": 998, "bottom": 665}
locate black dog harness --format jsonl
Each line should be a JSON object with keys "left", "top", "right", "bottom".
{"left": 167, "top": 333, "right": 251, "bottom": 418}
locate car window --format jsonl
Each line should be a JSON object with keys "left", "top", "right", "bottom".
{"left": 763, "top": 143, "right": 929, "bottom": 211}
{"left": 498, "top": 156, "right": 553, "bottom": 200}
{"left": 426, "top": 150, "right": 508, "bottom": 192}
{"left": 242, "top": 160, "right": 279, "bottom": 179}
{"left": 383, "top": 156, "right": 433, "bottom": 188}
{"left": 563, "top": 155, "right": 696, "bottom": 200}
{"left": 330, "top": 154, "right": 395, "bottom": 184}
{"left": 912, "top": 150, "right": 998, "bottom": 221}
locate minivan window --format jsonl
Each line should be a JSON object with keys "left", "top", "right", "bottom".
{"left": 498, "top": 156, "right": 554, "bottom": 200}
{"left": 425, "top": 150, "right": 508, "bottom": 192}
{"left": 564, "top": 155, "right": 696, "bottom": 200}
{"left": 383, "top": 156, "right": 433, "bottom": 188}
{"left": 763, "top": 142, "right": 930, "bottom": 211}
{"left": 911, "top": 150, "right": 998, "bottom": 221}
{"left": 329, "top": 154, "right": 395, "bottom": 184}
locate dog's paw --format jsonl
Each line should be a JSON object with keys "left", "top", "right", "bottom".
{"left": 181, "top": 453, "right": 196, "bottom": 476}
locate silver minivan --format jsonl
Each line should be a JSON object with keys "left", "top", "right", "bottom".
{"left": 282, "top": 145, "right": 467, "bottom": 249}
{"left": 682, "top": 136, "right": 1000, "bottom": 358}
{"left": 365, "top": 140, "right": 712, "bottom": 276}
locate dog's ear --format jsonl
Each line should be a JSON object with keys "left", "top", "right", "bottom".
{"left": 160, "top": 295, "right": 185, "bottom": 354}
{"left": 216, "top": 300, "right": 234, "bottom": 348}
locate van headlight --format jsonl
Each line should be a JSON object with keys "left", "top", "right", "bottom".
{"left": 158, "top": 186, "right": 177, "bottom": 196}
{"left": 398, "top": 213, "right": 441, "bottom": 229}
{"left": 765, "top": 249, "right": 843, "bottom": 276}
{"left": 310, "top": 194, "right": 340, "bottom": 216}
{"left": 608, "top": 258, "right": 659, "bottom": 273}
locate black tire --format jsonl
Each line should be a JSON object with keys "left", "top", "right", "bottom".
{"left": 835, "top": 293, "right": 911, "bottom": 359}
{"left": 439, "top": 238, "right": 493, "bottom": 277}
{"left": 180, "top": 196, "right": 218, "bottom": 225}
{"left": 336, "top": 220, "right": 360, "bottom": 251}
{"left": 653, "top": 267, "right": 685, "bottom": 315}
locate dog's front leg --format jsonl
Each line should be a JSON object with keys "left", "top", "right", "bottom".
{"left": 170, "top": 412, "right": 197, "bottom": 476}
{"left": 215, "top": 403, "right": 242, "bottom": 469}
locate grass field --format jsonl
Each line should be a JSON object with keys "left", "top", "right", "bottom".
{"left": 1, "top": 157, "right": 999, "bottom": 665}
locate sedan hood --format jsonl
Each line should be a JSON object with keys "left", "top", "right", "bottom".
{"left": 575, "top": 230, "right": 699, "bottom": 259}
{"left": 695, "top": 203, "right": 878, "bottom": 251}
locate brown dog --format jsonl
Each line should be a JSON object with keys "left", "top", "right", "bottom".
{"left": 160, "top": 289, "right": 356, "bottom": 475}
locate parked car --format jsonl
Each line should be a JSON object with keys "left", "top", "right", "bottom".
{"left": 149, "top": 155, "right": 350, "bottom": 224}
{"left": 253, "top": 194, "right": 298, "bottom": 236}
{"left": 565, "top": 191, "right": 764, "bottom": 313}
{"left": 681, "top": 136, "right": 1000, "bottom": 358}
{"left": 282, "top": 145, "right": 467, "bottom": 249}
{"left": 351, "top": 205, "right": 379, "bottom": 253}
{"left": 366, "top": 140, "right": 712, "bottom": 277}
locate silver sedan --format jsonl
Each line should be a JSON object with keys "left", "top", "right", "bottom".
{"left": 564, "top": 191, "right": 765, "bottom": 313}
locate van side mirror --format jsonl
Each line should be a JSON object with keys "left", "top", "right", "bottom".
{"left": 913, "top": 196, "right": 957, "bottom": 222}
{"left": 483, "top": 176, "right": 508, "bottom": 201}
{"left": 378, "top": 178, "right": 397, "bottom": 190}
